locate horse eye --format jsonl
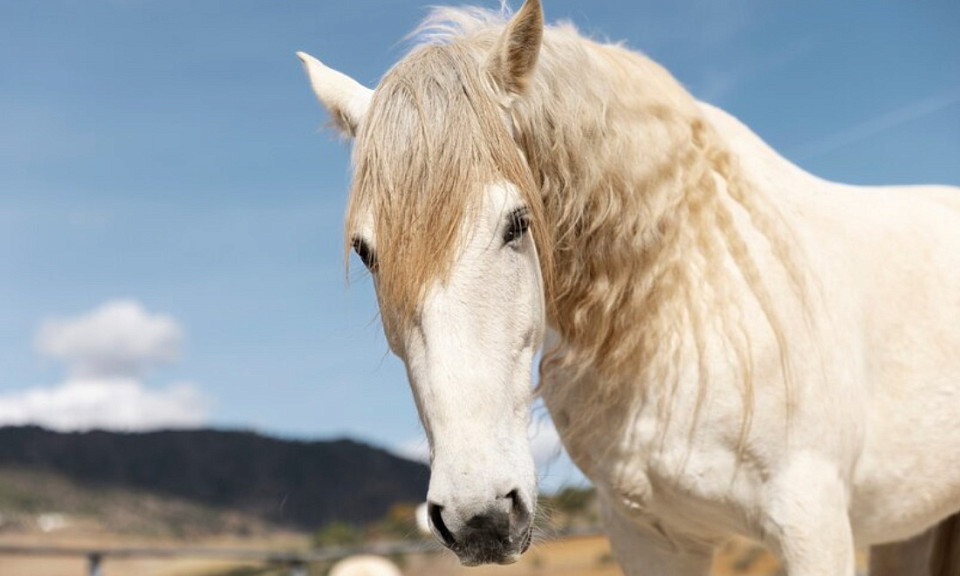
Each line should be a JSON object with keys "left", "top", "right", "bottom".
{"left": 503, "top": 208, "right": 530, "bottom": 245}
{"left": 351, "top": 237, "right": 378, "bottom": 271}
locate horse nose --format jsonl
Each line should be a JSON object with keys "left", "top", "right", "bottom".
{"left": 428, "top": 490, "right": 533, "bottom": 563}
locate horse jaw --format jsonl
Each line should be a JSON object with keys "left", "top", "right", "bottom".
{"left": 391, "top": 182, "right": 544, "bottom": 565}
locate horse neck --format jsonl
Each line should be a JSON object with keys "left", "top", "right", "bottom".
{"left": 514, "top": 38, "right": 752, "bottom": 374}
{"left": 514, "top": 40, "right": 793, "bottom": 392}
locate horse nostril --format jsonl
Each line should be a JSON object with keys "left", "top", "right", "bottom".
{"left": 428, "top": 501, "right": 457, "bottom": 548}
{"left": 505, "top": 488, "right": 530, "bottom": 527}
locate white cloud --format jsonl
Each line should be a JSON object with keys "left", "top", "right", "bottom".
{"left": 0, "top": 378, "right": 206, "bottom": 432}
{"left": 528, "top": 415, "right": 564, "bottom": 467}
{"left": 790, "top": 87, "right": 960, "bottom": 160}
{"left": 394, "top": 413, "right": 586, "bottom": 492}
{"left": 0, "top": 300, "right": 209, "bottom": 432}
{"left": 394, "top": 417, "right": 563, "bottom": 467}
{"left": 36, "top": 300, "right": 181, "bottom": 378}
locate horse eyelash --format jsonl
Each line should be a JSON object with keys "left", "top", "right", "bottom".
{"left": 351, "top": 237, "right": 378, "bottom": 271}
{"left": 504, "top": 207, "right": 531, "bottom": 245}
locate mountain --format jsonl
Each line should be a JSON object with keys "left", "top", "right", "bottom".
{"left": 0, "top": 426, "right": 429, "bottom": 531}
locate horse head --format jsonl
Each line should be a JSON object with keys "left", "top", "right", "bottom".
{"left": 299, "top": 0, "right": 547, "bottom": 565}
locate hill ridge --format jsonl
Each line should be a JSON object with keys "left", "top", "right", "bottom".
{"left": 0, "top": 426, "right": 428, "bottom": 530}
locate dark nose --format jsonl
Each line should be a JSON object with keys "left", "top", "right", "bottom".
{"left": 428, "top": 490, "right": 532, "bottom": 564}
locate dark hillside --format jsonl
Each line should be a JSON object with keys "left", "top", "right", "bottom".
{"left": 0, "top": 426, "right": 428, "bottom": 530}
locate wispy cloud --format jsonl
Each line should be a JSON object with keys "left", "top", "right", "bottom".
{"left": 626, "top": 0, "right": 755, "bottom": 49}
{"left": 790, "top": 87, "right": 960, "bottom": 160}
{"left": 0, "top": 300, "right": 209, "bottom": 431}
{"left": 395, "top": 436, "right": 430, "bottom": 463}
{"left": 695, "top": 38, "right": 815, "bottom": 104}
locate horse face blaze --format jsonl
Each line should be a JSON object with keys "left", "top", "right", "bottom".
{"left": 391, "top": 183, "right": 544, "bottom": 565}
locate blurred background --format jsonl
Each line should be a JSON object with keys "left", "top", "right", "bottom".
{"left": 0, "top": 0, "right": 957, "bottom": 574}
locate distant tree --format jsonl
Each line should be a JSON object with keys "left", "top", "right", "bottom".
{"left": 381, "top": 502, "right": 420, "bottom": 538}
{"left": 549, "top": 487, "right": 594, "bottom": 514}
{"left": 313, "top": 522, "right": 363, "bottom": 548}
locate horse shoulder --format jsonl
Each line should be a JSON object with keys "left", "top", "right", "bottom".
{"left": 838, "top": 183, "right": 960, "bottom": 542}
{"left": 701, "top": 101, "right": 960, "bottom": 543}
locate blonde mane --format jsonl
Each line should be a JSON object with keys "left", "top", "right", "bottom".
{"left": 346, "top": 6, "right": 810, "bottom": 441}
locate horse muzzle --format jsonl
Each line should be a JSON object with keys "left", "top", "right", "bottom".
{"left": 427, "top": 489, "right": 534, "bottom": 565}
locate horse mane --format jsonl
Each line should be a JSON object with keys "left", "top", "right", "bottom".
{"left": 346, "top": 5, "right": 810, "bottom": 443}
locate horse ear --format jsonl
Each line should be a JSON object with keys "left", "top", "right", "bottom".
{"left": 296, "top": 51, "right": 373, "bottom": 138}
{"left": 486, "top": 0, "right": 543, "bottom": 98}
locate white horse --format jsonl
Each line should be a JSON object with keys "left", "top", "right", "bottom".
{"left": 298, "top": 1, "right": 960, "bottom": 574}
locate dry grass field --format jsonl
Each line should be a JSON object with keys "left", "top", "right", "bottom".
{"left": 393, "top": 535, "right": 868, "bottom": 576}
{"left": 404, "top": 535, "right": 784, "bottom": 576}
{"left": 409, "top": 535, "right": 869, "bottom": 576}
{"left": 0, "top": 531, "right": 869, "bottom": 576}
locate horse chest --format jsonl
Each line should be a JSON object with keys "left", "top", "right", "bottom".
{"left": 558, "top": 404, "right": 756, "bottom": 539}
{"left": 631, "top": 447, "right": 749, "bottom": 526}
{"left": 542, "top": 337, "right": 770, "bottom": 540}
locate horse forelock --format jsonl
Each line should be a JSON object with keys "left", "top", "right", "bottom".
{"left": 345, "top": 25, "right": 550, "bottom": 331}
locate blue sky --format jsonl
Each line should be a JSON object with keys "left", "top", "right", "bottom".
{"left": 1, "top": 0, "right": 958, "bottom": 490}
